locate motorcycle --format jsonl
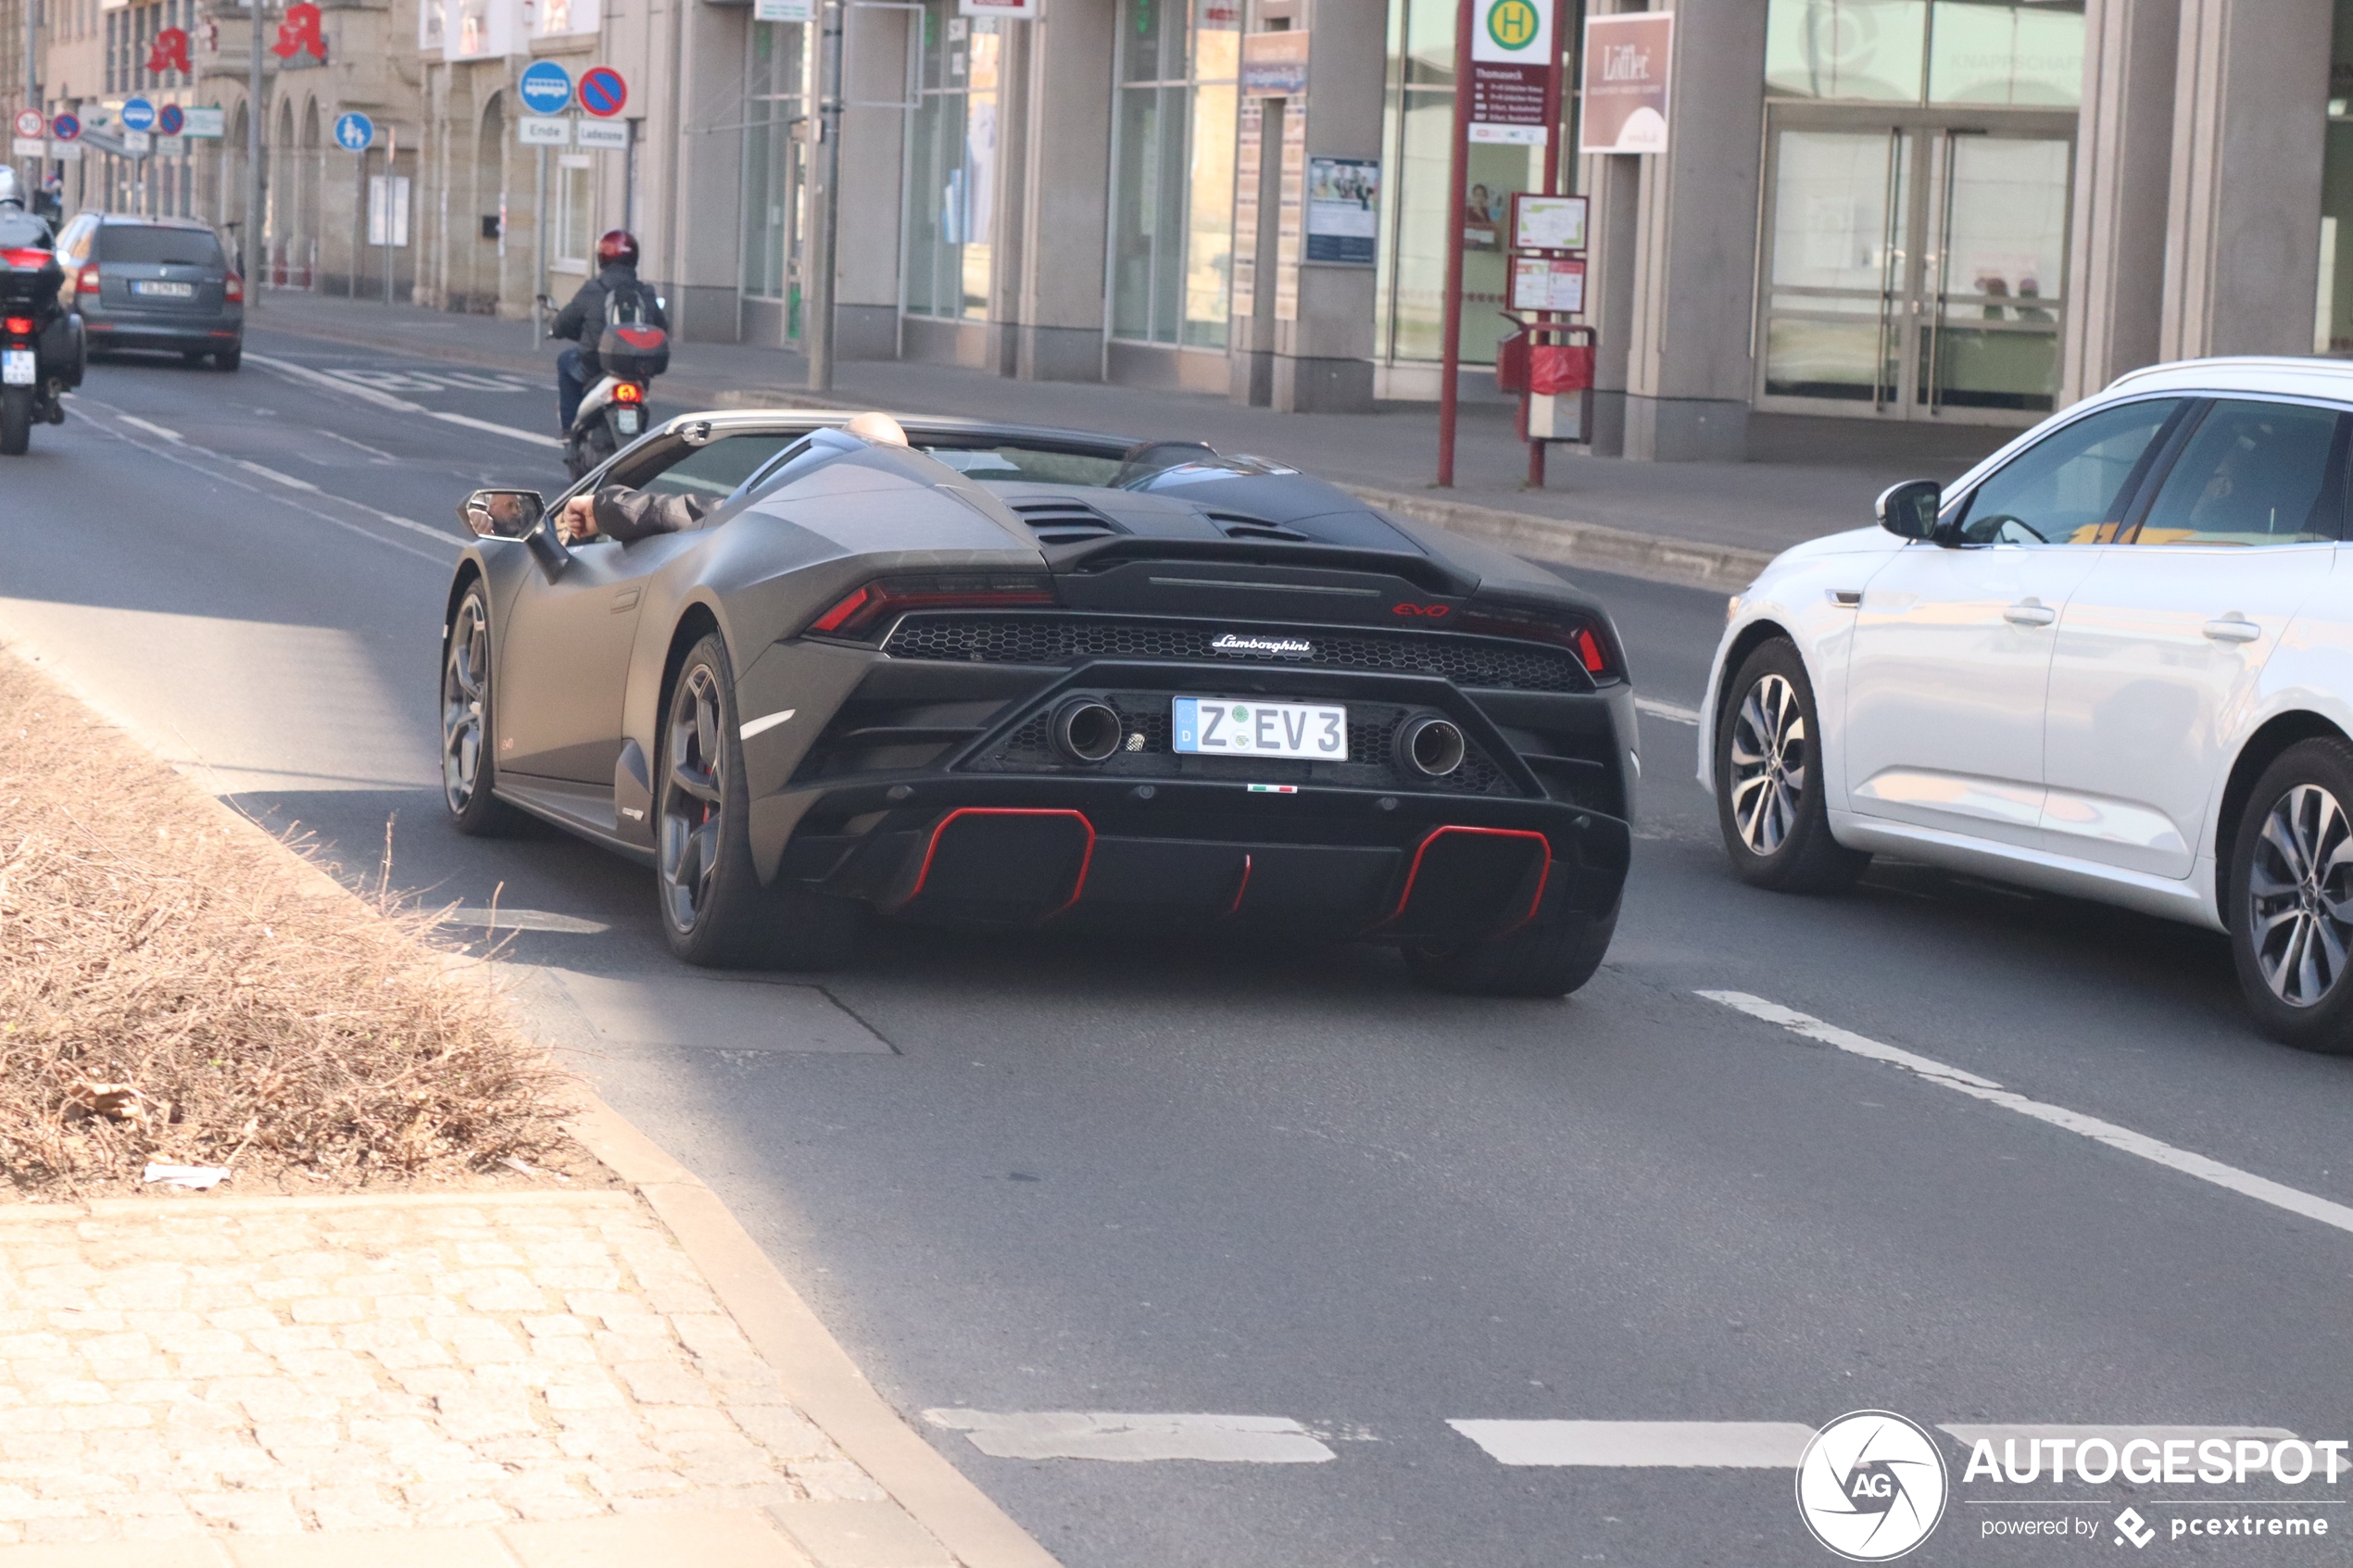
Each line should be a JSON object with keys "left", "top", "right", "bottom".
{"left": 0, "top": 202, "right": 83, "bottom": 457}
{"left": 560, "top": 295, "right": 670, "bottom": 482}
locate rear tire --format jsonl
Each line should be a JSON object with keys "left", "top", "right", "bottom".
{"left": 1406, "top": 903, "right": 1617, "bottom": 998}
{"left": 441, "top": 583, "right": 527, "bottom": 837}
{"left": 1714, "top": 637, "right": 1869, "bottom": 894}
{"left": 0, "top": 386, "right": 31, "bottom": 456}
{"left": 214, "top": 348, "right": 241, "bottom": 371}
{"left": 656, "top": 633, "right": 861, "bottom": 970}
{"left": 2228, "top": 737, "right": 2353, "bottom": 1052}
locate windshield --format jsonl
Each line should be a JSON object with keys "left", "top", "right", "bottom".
{"left": 922, "top": 444, "right": 1126, "bottom": 486}
{"left": 96, "top": 226, "right": 225, "bottom": 268}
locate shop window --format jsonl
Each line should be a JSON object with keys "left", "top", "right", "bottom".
{"left": 1766, "top": 0, "right": 2082, "bottom": 107}
{"left": 1375, "top": 0, "right": 1538, "bottom": 367}
{"left": 1111, "top": 0, "right": 1238, "bottom": 348}
{"left": 741, "top": 19, "right": 807, "bottom": 312}
{"left": 906, "top": 2, "right": 1000, "bottom": 321}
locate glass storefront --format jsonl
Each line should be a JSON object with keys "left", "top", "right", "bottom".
{"left": 906, "top": 4, "right": 1001, "bottom": 320}
{"left": 1110, "top": 0, "right": 1239, "bottom": 349}
{"left": 1375, "top": 0, "right": 1540, "bottom": 367}
{"left": 741, "top": 19, "right": 808, "bottom": 326}
{"left": 1759, "top": 0, "right": 2082, "bottom": 420}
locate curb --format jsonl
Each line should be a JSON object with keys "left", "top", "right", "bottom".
{"left": 248, "top": 307, "right": 1775, "bottom": 592}
{"left": 1348, "top": 485, "right": 1771, "bottom": 595}
{"left": 0, "top": 640, "right": 1057, "bottom": 1568}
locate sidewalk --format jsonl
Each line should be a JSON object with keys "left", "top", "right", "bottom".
{"left": 241, "top": 291, "right": 2014, "bottom": 584}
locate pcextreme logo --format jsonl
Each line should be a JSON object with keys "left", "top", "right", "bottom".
{"left": 1795, "top": 1411, "right": 1950, "bottom": 1562}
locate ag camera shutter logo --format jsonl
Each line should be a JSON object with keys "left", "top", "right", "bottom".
{"left": 1795, "top": 1411, "right": 1949, "bottom": 1561}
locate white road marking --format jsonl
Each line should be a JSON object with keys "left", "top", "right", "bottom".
{"left": 312, "top": 426, "right": 399, "bottom": 462}
{"left": 1450, "top": 1420, "right": 1814, "bottom": 1468}
{"left": 1701, "top": 991, "right": 2353, "bottom": 1238}
{"left": 119, "top": 415, "right": 182, "bottom": 443}
{"left": 234, "top": 458, "right": 321, "bottom": 492}
{"left": 1635, "top": 696, "right": 1701, "bottom": 726}
{"left": 923, "top": 1410, "right": 1336, "bottom": 1463}
{"left": 437, "top": 907, "right": 610, "bottom": 935}
{"left": 739, "top": 708, "right": 796, "bottom": 740}
{"left": 431, "top": 409, "right": 565, "bottom": 449}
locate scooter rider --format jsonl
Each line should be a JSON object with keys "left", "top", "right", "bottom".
{"left": 549, "top": 229, "right": 666, "bottom": 433}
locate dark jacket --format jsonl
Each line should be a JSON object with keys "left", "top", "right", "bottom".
{"left": 590, "top": 485, "right": 709, "bottom": 543}
{"left": 550, "top": 263, "right": 667, "bottom": 377}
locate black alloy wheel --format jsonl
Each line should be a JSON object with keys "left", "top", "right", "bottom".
{"left": 1714, "top": 638, "right": 1870, "bottom": 893}
{"left": 441, "top": 584, "right": 522, "bottom": 835}
{"left": 2229, "top": 737, "right": 2353, "bottom": 1051}
{"left": 657, "top": 633, "right": 860, "bottom": 969}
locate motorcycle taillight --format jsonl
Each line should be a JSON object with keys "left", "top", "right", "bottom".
{"left": 2, "top": 317, "right": 33, "bottom": 336}
{"left": 612, "top": 383, "right": 645, "bottom": 404}
{"left": 0, "top": 248, "right": 51, "bottom": 270}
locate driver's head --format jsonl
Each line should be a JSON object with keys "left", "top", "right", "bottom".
{"left": 843, "top": 411, "right": 908, "bottom": 447}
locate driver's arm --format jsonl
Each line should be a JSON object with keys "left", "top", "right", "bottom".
{"left": 561, "top": 486, "right": 711, "bottom": 544}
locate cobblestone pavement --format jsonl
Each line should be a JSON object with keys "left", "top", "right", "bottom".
{"left": 0, "top": 1190, "right": 888, "bottom": 1547}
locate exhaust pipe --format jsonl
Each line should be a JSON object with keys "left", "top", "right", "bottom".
{"left": 1054, "top": 699, "right": 1125, "bottom": 764}
{"left": 1395, "top": 715, "right": 1466, "bottom": 778}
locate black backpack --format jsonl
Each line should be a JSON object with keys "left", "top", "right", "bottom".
{"left": 596, "top": 278, "right": 670, "bottom": 381}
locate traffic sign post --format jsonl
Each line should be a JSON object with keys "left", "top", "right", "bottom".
{"left": 120, "top": 97, "right": 157, "bottom": 133}
{"left": 333, "top": 112, "right": 373, "bottom": 152}
{"left": 579, "top": 67, "right": 627, "bottom": 118}
{"left": 158, "top": 105, "right": 184, "bottom": 137}
{"left": 49, "top": 113, "right": 79, "bottom": 143}
{"left": 333, "top": 114, "right": 376, "bottom": 304}
{"left": 11, "top": 109, "right": 42, "bottom": 140}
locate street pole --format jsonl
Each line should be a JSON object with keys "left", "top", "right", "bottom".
{"left": 1436, "top": 0, "right": 1474, "bottom": 486}
{"left": 245, "top": 0, "right": 263, "bottom": 301}
{"left": 532, "top": 142, "right": 546, "bottom": 345}
{"left": 23, "top": 0, "right": 36, "bottom": 195}
{"left": 805, "top": 0, "right": 842, "bottom": 394}
{"left": 383, "top": 124, "right": 395, "bottom": 305}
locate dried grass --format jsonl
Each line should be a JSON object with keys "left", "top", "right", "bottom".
{"left": 0, "top": 645, "right": 573, "bottom": 1191}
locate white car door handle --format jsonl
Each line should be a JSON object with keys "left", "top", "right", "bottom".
{"left": 2003, "top": 602, "right": 2057, "bottom": 627}
{"left": 2204, "top": 619, "right": 2262, "bottom": 644}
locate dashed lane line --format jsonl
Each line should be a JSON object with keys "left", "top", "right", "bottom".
{"left": 245, "top": 350, "right": 563, "bottom": 449}
{"left": 1450, "top": 1421, "right": 1813, "bottom": 1468}
{"left": 923, "top": 1411, "right": 1336, "bottom": 1463}
{"left": 1700, "top": 990, "right": 2353, "bottom": 1239}
{"left": 118, "top": 415, "right": 183, "bottom": 443}
{"left": 1635, "top": 696, "right": 1701, "bottom": 726}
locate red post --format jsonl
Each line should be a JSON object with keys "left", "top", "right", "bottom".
{"left": 1541, "top": 0, "right": 1568, "bottom": 196}
{"left": 1436, "top": 0, "right": 1475, "bottom": 488}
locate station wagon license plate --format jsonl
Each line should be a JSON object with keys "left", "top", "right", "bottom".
{"left": 132, "top": 280, "right": 195, "bottom": 297}
{"left": 0, "top": 349, "right": 31, "bottom": 386}
{"left": 1173, "top": 697, "right": 1346, "bottom": 760}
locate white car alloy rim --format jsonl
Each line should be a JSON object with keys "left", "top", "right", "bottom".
{"left": 2248, "top": 783, "right": 2353, "bottom": 1008}
{"left": 1729, "top": 672, "right": 1805, "bottom": 856}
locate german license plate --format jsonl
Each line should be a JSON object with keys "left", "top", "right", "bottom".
{"left": 0, "top": 349, "right": 31, "bottom": 386}
{"left": 132, "top": 279, "right": 195, "bottom": 297}
{"left": 1173, "top": 697, "right": 1346, "bottom": 759}
{"left": 614, "top": 407, "right": 643, "bottom": 434}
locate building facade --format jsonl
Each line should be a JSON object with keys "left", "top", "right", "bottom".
{"left": 10, "top": 0, "right": 2353, "bottom": 461}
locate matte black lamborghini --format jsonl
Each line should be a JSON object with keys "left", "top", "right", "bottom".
{"left": 442, "top": 411, "right": 1639, "bottom": 995}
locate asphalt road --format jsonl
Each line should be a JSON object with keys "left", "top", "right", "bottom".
{"left": 4, "top": 327, "right": 2351, "bottom": 1566}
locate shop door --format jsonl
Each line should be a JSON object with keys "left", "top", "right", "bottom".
{"left": 1756, "top": 109, "right": 2074, "bottom": 424}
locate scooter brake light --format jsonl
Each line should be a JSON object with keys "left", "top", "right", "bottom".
{"left": 2, "top": 317, "right": 33, "bottom": 336}
{"left": 0, "top": 248, "right": 50, "bottom": 270}
{"left": 612, "top": 382, "right": 644, "bottom": 404}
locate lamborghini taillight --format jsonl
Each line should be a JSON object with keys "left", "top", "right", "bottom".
{"left": 1458, "top": 602, "right": 1617, "bottom": 678}
{"left": 803, "top": 573, "right": 1055, "bottom": 642}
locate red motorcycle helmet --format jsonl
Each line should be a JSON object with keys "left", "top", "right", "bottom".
{"left": 595, "top": 230, "right": 639, "bottom": 268}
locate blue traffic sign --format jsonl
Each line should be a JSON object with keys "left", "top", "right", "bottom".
{"left": 578, "top": 67, "right": 627, "bottom": 118}
{"left": 157, "top": 104, "right": 184, "bottom": 136}
{"left": 519, "top": 60, "right": 573, "bottom": 117}
{"left": 333, "top": 111, "right": 374, "bottom": 152}
{"left": 119, "top": 96, "right": 157, "bottom": 132}
{"left": 50, "top": 112, "right": 79, "bottom": 143}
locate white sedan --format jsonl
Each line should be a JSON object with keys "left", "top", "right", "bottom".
{"left": 1701, "top": 358, "right": 2353, "bottom": 1048}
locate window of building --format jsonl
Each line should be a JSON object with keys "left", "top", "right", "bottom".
{"left": 741, "top": 19, "right": 807, "bottom": 314}
{"left": 1375, "top": 0, "right": 1540, "bottom": 367}
{"left": 553, "top": 154, "right": 595, "bottom": 275}
{"left": 1109, "top": 0, "right": 1239, "bottom": 349}
{"left": 1765, "top": 0, "right": 2084, "bottom": 107}
{"left": 906, "top": 3, "right": 1000, "bottom": 320}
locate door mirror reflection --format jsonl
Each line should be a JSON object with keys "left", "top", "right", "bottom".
{"left": 1876, "top": 479, "right": 1943, "bottom": 541}
{"left": 459, "top": 489, "right": 547, "bottom": 540}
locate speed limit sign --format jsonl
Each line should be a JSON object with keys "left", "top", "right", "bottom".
{"left": 10, "top": 109, "right": 42, "bottom": 140}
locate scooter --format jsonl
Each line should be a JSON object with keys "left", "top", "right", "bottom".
{"left": 554, "top": 292, "right": 671, "bottom": 482}
{"left": 0, "top": 212, "right": 82, "bottom": 457}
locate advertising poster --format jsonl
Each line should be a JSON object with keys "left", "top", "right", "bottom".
{"left": 1240, "top": 30, "right": 1309, "bottom": 96}
{"left": 1580, "top": 10, "right": 1672, "bottom": 155}
{"left": 1304, "top": 157, "right": 1378, "bottom": 265}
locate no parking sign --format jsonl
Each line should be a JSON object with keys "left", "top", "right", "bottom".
{"left": 578, "top": 67, "right": 627, "bottom": 118}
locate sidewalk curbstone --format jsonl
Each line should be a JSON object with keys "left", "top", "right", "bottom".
{"left": 1349, "top": 484, "right": 1772, "bottom": 595}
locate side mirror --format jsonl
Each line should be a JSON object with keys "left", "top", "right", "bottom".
{"left": 459, "top": 488, "right": 546, "bottom": 540}
{"left": 1875, "top": 478, "right": 1943, "bottom": 541}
